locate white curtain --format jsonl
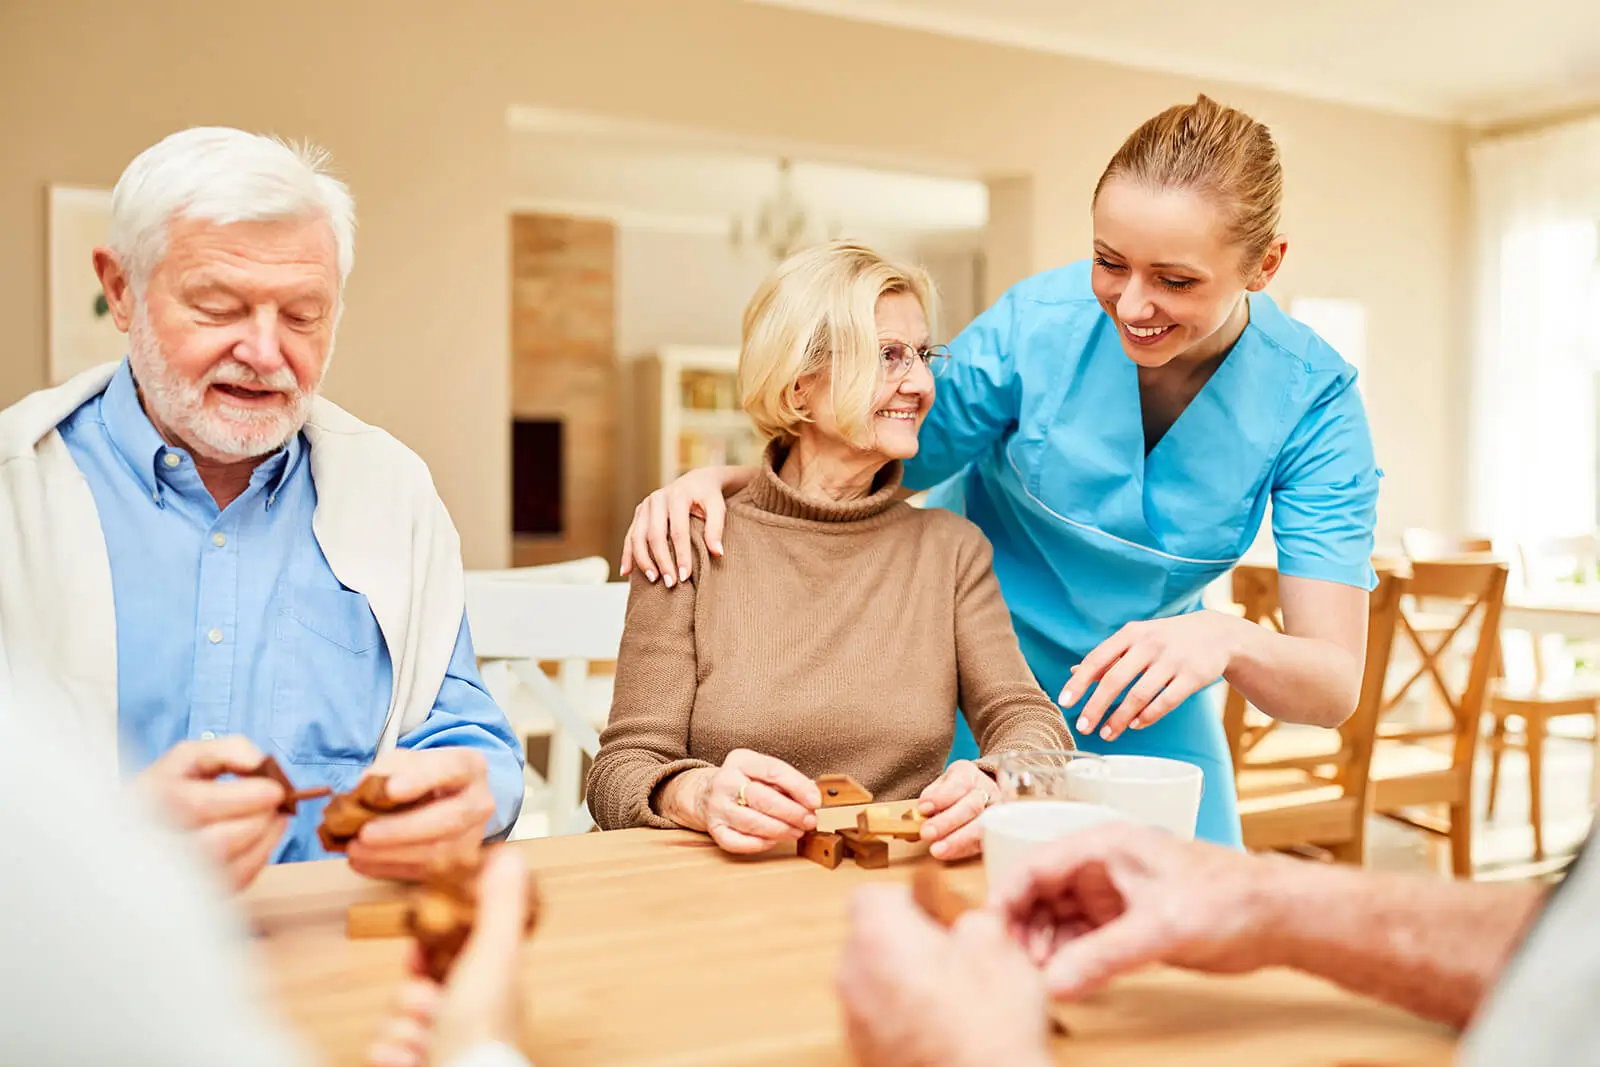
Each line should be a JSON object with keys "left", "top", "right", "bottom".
{"left": 1468, "top": 118, "right": 1600, "bottom": 542}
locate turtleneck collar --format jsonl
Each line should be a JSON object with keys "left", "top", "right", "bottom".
{"left": 737, "top": 440, "right": 905, "bottom": 524}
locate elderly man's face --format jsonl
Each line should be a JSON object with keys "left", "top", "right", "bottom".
{"left": 119, "top": 215, "right": 339, "bottom": 461}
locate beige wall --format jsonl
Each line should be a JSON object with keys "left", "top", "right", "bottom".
{"left": 0, "top": 0, "right": 1468, "bottom": 566}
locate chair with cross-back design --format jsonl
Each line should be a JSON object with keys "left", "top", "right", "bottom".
{"left": 1370, "top": 559, "right": 1508, "bottom": 875}
{"left": 1223, "top": 563, "right": 1408, "bottom": 863}
{"left": 1250, "top": 559, "right": 1508, "bottom": 875}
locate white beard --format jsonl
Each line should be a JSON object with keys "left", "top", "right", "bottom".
{"left": 126, "top": 302, "right": 318, "bottom": 461}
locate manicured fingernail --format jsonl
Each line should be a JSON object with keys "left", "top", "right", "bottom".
{"left": 644, "top": 569, "right": 656, "bottom": 582}
{"left": 1076, "top": 717, "right": 1088, "bottom": 732}
{"left": 1100, "top": 726, "right": 1113, "bottom": 741}
{"left": 918, "top": 800, "right": 934, "bottom": 814}
{"left": 663, "top": 574, "right": 675, "bottom": 588}
{"left": 712, "top": 541, "right": 723, "bottom": 555}
{"left": 679, "top": 565, "right": 690, "bottom": 582}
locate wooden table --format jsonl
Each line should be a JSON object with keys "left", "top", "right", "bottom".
{"left": 247, "top": 827, "right": 1458, "bottom": 1067}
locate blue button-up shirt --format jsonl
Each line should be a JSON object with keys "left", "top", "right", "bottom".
{"left": 58, "top": 361, "right": 524, "bottom": 862}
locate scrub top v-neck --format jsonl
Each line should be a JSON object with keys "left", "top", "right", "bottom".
{"left": 906, "top": 259, "right": 1380, "bottom": 846}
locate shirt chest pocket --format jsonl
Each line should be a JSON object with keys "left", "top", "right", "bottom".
{"left": 272, "top": 584, "right": 391, "bottom": 765}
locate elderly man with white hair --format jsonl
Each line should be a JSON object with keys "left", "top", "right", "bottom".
{"left": 0, "top": 127, "right": 523, "bottom": 888}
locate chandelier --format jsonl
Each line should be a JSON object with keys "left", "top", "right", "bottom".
{"left": 730, "top": 158, "right": 835, "bottom": 261}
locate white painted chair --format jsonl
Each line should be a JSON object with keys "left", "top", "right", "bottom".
{"left": 465, "top": 565, "right": 627, "bottom": 837}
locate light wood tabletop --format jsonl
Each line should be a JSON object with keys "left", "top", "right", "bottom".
{"left": 246, "top": 824, "right": 1459, "bottom": 1067}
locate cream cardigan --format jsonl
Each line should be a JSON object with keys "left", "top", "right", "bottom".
{"left": 0, "top": 362, "right": 466, "bottom": 776}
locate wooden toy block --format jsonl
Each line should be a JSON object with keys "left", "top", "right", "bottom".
{"left": 406, "top": 852, "right": 542, "bottom": 982}
{"left": 798, "top": 830, "right": 848, "bottom": 869}
{"left": 837, "top": 828, "right": 889, "bottom": 869}
{"left": 815, "top": 774, "right": 873, "bottom": 807}
{"left": 317, "top": 774, "right": 422, "bottom": 852}
{"left": 346, "top": 898, "right": 411, "bottom": 939}
{"left": 910, "top": 865, "right": 975, "bottom": 927}
{"left": 910, "top": 866, "right": 1074, "bottom": 1036}
{"left": 857, "top": 805, "right": 928, "bottom": 841}
{"left": 247, "top": 755, "right": 333, "bottom": 814}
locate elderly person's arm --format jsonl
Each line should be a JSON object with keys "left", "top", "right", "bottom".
{"left": 998, "top": 823, "right": 1543, "bottom": 1031}
{"left": 345, "top": 614, "right": 526, "bottom": 881}
{"left": 588, "top": 557, "right": 821, "bottom": 850}
{"left": 918, "top": 526, "right": 1076, "bottom": 861}
{"left": 585, "top": 566, "right": 712, "bottom": 831}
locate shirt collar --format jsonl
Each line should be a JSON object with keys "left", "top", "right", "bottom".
{"left": 100, "top": 358, "right": 304, "bottom": 508}
{"left": 99, "top": 360, "right": 171, "bottom": 503}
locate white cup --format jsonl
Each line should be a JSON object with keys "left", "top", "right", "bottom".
{"left": 980, "top": 800, "right": 1127, "bottom": 889}
{"left": 1064, "top": 755, "right": 1204, "bottom": 840}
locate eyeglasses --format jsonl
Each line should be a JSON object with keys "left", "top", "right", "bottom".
{"left": 880, "top": 341, "right": 951, "bottom": 381}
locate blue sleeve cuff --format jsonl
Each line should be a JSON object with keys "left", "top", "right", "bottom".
{"left": 1275, "top": 554, "right": 1378, "bottom": 592}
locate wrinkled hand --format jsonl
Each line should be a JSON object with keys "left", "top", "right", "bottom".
{"left": 348, "top": 749, "right": 497, "bottom": 882}
{"left": 137, "top": 736, "right": 288, "bottom": 891}
{"left": 1062, "top": 611, "right": 1243, "bottom": 741}
{"left": 367, "top": 847, "right": 530, "bottom": 1067}
{"left": 995, "top": 822, "right": 1280, "bottom": 999}
{"left": 916, "top": 760, "right": 998, "bottom": 861}
{"left": 838, "top": 884, "right": 1053, "bottom": 1067}
{"left": 677, "top": 749, "right": 821, "bottom": 854}
{"left": 619, "top": 466, "right": 731, "bottom": 586}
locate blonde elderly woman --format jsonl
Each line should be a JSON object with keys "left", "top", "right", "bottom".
{"left": 587, "top": 241, "right": 1074, "bottom": 860}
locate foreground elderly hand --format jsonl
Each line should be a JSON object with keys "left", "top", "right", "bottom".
{"left": 658, "top": 749, "right": 822, "bottom": 854}
{"left": 136, "top": 736, "right": 289, "bottom": 890}
{"left": 347, "top": 748, "right": 498, "bottom": 882}
{"left": 916, "top": 759, "right": 998, "bottom": 861}
{"left": 995, "top": 822, "right": 1276, "bottom": 998}
{"left": 838, "top": 884, "right": 1053, "bottom": 1067}
{"left": 368, "top": 847, "right": 532, "bottom": 1067}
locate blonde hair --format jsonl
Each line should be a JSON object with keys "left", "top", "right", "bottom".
{"left": 739, "top": 240, "right": 936, "bottom": 448}
{"left": 1094, "top": 94, "right": 1284, "bottom": 268}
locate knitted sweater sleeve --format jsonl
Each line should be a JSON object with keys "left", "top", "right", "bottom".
{"left": 950, "top": 529, "right": 1077, "bottom": 766}
{"left": 587, "top": 561, "right": 712, "bottom": 830}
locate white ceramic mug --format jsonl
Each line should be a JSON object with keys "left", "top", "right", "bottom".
{"left": 1064, "top": 755, "right": 1204, "bottom": 840}
{"left": 979, "top": 799, "right": 1127, "bottom": 889}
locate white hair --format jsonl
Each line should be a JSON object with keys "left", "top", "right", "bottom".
{"left": 107, "top": 126, "right": 355, "bottom": 293}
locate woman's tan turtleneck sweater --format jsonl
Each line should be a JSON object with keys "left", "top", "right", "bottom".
{"left": 587, "top": 450, "right": 1075, "bottom": 831}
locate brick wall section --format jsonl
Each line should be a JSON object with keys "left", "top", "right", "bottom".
{"left": 510, "top": 213, "right": 618, "bottom": 568}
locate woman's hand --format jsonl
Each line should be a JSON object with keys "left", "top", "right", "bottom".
{"left": 667, "top": 750, "right": 822, "bottom": 854}
{"left": 1061, "top": 611, "right": 1244, "bottom": 742}
{"left": 916, "top": 759, "right": 999, "bottom": 861}
{"left": 620, "top": 465, "right": 752, "bottom": 586}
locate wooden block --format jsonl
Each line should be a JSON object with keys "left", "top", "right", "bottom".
{"left": 910, "top": 866, "right": 1072, "bottom": 1036}
{"left": 815, "top": 774, "right": 873, "bottom": 807}
{"left": 837, "top": 829, "right": 889, "bottom": 869}
{"left": 346, "top": 898, "right": 411, "bottom": 939}
{"left": 910, "top": 865, "right": 975, "bottom": 927}
{"left": 799, "top": 831, "right": 847, "bottom": 870}
{"left": 857, "top": 805, "right": 927, "bottom": 841}
{"left": 245, "top": 756, "right": 331, "bottom": 815}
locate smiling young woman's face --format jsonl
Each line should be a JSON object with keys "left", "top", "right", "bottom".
{"left": 1090, "top": 179, "right": 1263, "bottom": 369}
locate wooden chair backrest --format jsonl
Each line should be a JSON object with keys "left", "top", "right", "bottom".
{"left": 1386, "top": 560, "right": 1509, "bottom": 778}
{"left": 1223, "top": 563, "right": 1408, "bottom": 800}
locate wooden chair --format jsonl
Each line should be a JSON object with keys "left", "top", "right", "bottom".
{"left": 1225, "top": 564, "right": 1408, "bottom": 863}
{"left": 465, "top": 577, "right": 629, "bottom": 837}
{"left": 1243, "top": 560, "right": 1508, "bottom": 876}
{"left": 1486, "top": 534, "right": 1600, "bottom": 860}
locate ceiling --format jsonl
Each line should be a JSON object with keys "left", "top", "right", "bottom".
{"left": 507, "top": 113, "right": 987, "bottom": 241}
{"left": 746, "top": 0, "right": 1600, "bottom": 125}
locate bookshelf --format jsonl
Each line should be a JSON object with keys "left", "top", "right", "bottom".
{"left": 623, "top": 345, "right": 763, "bottom": 511}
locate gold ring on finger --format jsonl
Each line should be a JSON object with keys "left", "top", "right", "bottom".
{"left": 736, "top": 782, "right": 750, "bottom": 807}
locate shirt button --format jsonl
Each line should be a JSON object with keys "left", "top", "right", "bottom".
{"left": 163, "top": 452, "right": 180, "bottom": 468}
{"left": 199, "top": 730, "right": 217, "bottom": 742}
{"left": 212, "top": 532, "right": 227, "bottom": 548}
{"left": 207, "top": 627, "right": 223, "bottom": 644}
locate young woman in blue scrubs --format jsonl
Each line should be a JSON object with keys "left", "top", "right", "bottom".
{"left": 618, "top": 96, "right": 1379, "bottom": 847}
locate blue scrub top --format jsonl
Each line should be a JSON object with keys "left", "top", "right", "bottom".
{"left": 906, "top": 260, "right": 1380, "bottom": 846}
